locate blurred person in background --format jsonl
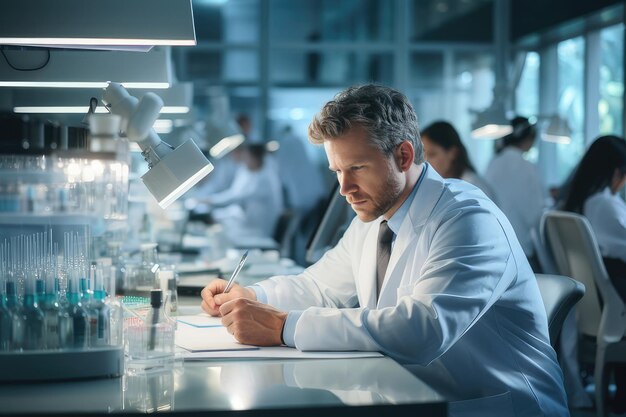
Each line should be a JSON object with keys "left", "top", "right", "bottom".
{"left": 561, "top": 135, "right": 626, "bottom": 300}
{"left": 194, "top": 143, "right": 284, "bottom": 239}
{"left": 560, "top": 134, "right": 626, "bottom": 414}
{"left": 421, "top": 120, "right": 496, "bottom": 201}
{"left": 485, "top": 116, "right": 546, "bottom": 270}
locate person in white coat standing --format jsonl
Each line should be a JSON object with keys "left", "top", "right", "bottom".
{"left": 562, "top": 135, "right": 626, "bottom": 414}
{"left": 201, "top": 85, "right": 568, "bottom": 417}
{"left": 485, "top": 116, "right": 546, "bottom": 269}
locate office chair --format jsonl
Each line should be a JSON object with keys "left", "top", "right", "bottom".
{"left": 543, "top": 210, "right": 626, "bottom": 417}
{"left": 535, "top": 273, "right": 585, "bottom": 349}
{"left": 273, "top": 209, "right": 302, "bottom": 258}
{"left": 531, "top": 223, "right": 558, "bottom": 275}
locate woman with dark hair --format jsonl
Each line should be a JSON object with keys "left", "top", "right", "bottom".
{"left": 485, "top": 116, "right": 545, "bottom": 264}
{"left": 562, "top": 134, "right": 626, "bottom": 414}
{"left": 562, "top": 135, "right": 626, "bottom": 297}
{"left": 421, "top": 121, "right": 496, "bottom": 201}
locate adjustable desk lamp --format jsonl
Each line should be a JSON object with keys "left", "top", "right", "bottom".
{"left": 102, "top": 83, "right": 213, "bottom": 209}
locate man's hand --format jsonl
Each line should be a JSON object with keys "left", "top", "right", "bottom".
{"left": 220, "top": 299, "right": 287, "bottom": 346}
{"left": 200, "top": 279, "right": 256, "bottom": 316}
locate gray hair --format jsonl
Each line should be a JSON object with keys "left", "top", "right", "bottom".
{"left": 308, "top": 84, "right": 424, "bottom": 164}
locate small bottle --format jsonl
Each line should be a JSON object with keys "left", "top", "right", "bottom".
{"left": 66, "top": 278, "right": 89, "bottom": 349}
{"left": 106, "top": 242, "right": 126, "bottom": 295}
{"left": 6, "top": 281, "right": 23, "bottom": 350}
{"left": 144, "top": 289, "right": 174, "bottom": 362}
{"left": 41, "top": 278, "right": 72, "bottom": 349}
{"left": 89, "top": 263, "right": 110, "bottom": 347}
{"left": 36, "top": 279, "right": 56, "bottom": 349}
{"left": 137, "top": 243, "right": 159, "bottom": 292}
{"left": 20, "top": 280, "right": 46, "bottom": 350}
{"left": 101, "top": 260, "right": 123, "bottom": 347}
{"left": 157, "top": 269, "right": 178, "bottom": 314}
{"left": 0, "top": 282, "right": 11, "bottom": 351}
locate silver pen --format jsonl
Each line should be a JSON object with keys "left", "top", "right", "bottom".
{"left": 223, "top": 250, "right": 249, "bottom": 293}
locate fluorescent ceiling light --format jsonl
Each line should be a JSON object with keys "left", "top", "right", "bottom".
{"left": 471, "top": 103, "right": 512, "bottom": 140}
{"left": 0, "top": 82, "right": 169, "bottom": 89}
{"left": 210, "top": 134, "right": 246, "bottom": 159}
{"left": 0, "top": 0, "right": 195, "bottom": 48}
{"left": 543, "top": 115, "right": 572, "bottom": 144}
{"left": 13, "top": 106, "right": 189, "bottom": 114}
{"left": 0, "top": 48, "right": 171, "bottom": 89}
{"left": 11, "top": 84, "right": 192, "bottom": 116}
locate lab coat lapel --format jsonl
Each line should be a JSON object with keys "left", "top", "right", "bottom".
{"left": 377, "top": 166, "right": 446, "bottom": 307}
{"left": 358, "top": 221, "right": 380, "bottom": 309}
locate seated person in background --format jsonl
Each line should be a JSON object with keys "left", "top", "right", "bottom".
{"left": 561, "top": 135, "right": 626, "bottom": 299}
{"left": 186, "top": 146, "right": 245, "bottom": 221}
{"left": 195, "top": 143, "right": 284, "bottom": 238}
{"left": 201, "top": 84, "right": 568, "bottom": 417}
{"left": 485, "top": 116, "right": 546, "bottom": 269}
{"left": 561, "top": 134, "right": 626, "bottom": 413}
{"left": 421, "top": 120, "right": 496, "bottom": 202}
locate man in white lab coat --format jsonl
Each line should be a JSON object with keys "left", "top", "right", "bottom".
{"left": 201, "top": 85, "right": 568, "bottom": 417}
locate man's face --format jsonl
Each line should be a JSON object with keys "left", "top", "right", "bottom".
{"left": 325, "top": 126, "right": 404, "bottom": 222}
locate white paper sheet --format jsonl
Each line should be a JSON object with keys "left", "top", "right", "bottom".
{"left": 175, "top": 313, "right": 383, "bottom": 360}
{"left": 176, "top": 314, "right": 223, "bottom": 328}
{"left": 182, "top": 346, "right": 383, "bottom": 360}
{"left": 176, "top": 324, "right": 259, "bottom": 352}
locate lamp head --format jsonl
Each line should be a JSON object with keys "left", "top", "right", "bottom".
{"left": 102, "top": 82, "right": 213, "bottom": 208}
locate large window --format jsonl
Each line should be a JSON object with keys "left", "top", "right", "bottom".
{"left": 556, "top": 37, "right": 586, "bottom": 183}
{"left": 515, "top": 52, "right": 540, "bottom": 163}
{"left": 516, "top": 52, "right": 540, "bottom": 118}
{"left": 599, "top": 23, "right": 624, "bottom": 136}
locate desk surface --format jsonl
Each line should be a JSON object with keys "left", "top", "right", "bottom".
{"left": 0, "top": 356, "right": 445, "bottom": 416}
{"left": 0, "top": 267, "right": 447, "bottom": 416}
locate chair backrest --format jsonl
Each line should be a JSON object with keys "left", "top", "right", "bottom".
{"left": 273, "top": 209, "right": 302, "bottom": 258}
{"left": 543, "top": 210, "right": 626, "bottom": 343}
{"left": 535, "top": 273, "right": 585, "bottom": 347}
{"left": 531, "top": 224, "right": 557, "bottom": 274}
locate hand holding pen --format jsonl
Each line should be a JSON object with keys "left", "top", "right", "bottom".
{"left": 200, "top": 251, "right": 255, "bottom": 316}
{"left": 223, "top": 250, "right": 248, "bottom": 294}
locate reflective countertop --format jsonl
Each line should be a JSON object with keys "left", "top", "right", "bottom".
{"left": 0, "top": 357, "right": 445, "bottom": 415}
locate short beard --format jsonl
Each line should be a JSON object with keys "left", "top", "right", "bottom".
{"left": 361, "top": 161, "right": 404, "bottom": 221}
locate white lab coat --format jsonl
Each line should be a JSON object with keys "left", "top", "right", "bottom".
{"left": 461, "top": 170, "right": 497, "bottom": 203}
{"left": 584, "top": 187, "right": 626, "bottom": 263}
{"left": 210, "top": 162, "right": 284, "bottom": 238}
{"left": 485, "top": 147, "right": 546, "bottom": 256}
{"left": 256, "top": 167, "right": 568, "bottom": 417}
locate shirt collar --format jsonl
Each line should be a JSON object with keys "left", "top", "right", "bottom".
{"left": 386, "top": 163, "right": 428, "bottom": 236}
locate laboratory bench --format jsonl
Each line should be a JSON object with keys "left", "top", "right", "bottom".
{"left": 0, "top": 289, "right": 447, "bottom": 416}
{"left": 0, "top": 356, "right": 446, "bottom": 416}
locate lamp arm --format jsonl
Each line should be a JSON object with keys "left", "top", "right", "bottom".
{"left": 102, "top": 82, "right": 173, "bottom": 167}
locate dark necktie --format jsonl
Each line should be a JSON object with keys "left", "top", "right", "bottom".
{"left": 376, "top": 220, "right": 394, "bottom": 300}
